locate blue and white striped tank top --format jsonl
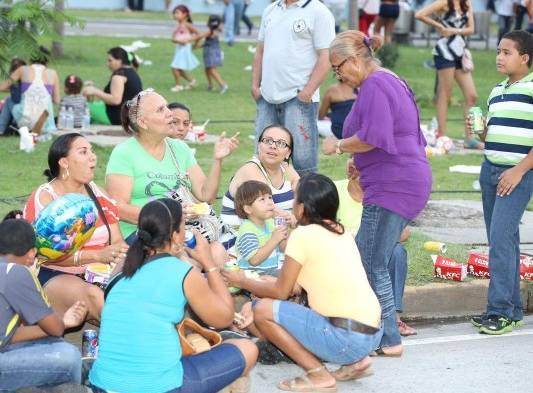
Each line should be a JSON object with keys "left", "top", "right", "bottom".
{"left": 221, "top": 157, "right": 295, "bottom": 227}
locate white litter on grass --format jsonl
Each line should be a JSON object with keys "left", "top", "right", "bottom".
{"left": 243, "top": 65, "right": 252, "bottom": 71}
{"left": 449, "top": 165, "right": 481, "bottom": 174}
{"left": 18, "top": 127, "right": 34, "bottom": 153}
{"left": 247, "top": 45, "right": 256, "bottom": 54}
{"left": 131, "top": 40, "right": 151, "bottom": 49}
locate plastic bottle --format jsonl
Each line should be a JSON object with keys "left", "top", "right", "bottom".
{"left": 66, "top": 107, "right": 74, "bottom": 129}
{"left": 82, "top": 107, "right": 91, "bottom": 129}
{"left": 58, "top": 106, "right": 67, "bottom": 130}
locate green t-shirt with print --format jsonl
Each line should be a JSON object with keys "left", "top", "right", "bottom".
{"left": 106, "top": 137, "right": 197, "bottom": 237}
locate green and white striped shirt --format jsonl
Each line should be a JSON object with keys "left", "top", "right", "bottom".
{"left": 485, "top": 72, "right": 533, "bottom": 166}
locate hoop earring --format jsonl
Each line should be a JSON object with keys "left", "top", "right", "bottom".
{"left": 62, "top": 167, "right": 70, "bottom": 180}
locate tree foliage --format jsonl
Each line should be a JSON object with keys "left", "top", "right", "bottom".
{"left": 0, "top": 0, "right": 82, "bottom": 75}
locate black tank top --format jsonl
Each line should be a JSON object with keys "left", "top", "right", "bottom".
{"left": 104, "top": 67, "right": 142, "bottom": 125}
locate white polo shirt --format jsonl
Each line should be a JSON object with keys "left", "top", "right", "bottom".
{"left": 258, "top": 0, "right": 336, "bottom": 104}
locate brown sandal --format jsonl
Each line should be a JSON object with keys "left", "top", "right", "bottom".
{"left": 278, "top": 366, "right": 337, "bottom": 392}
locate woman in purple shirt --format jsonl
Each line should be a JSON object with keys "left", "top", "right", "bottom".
{"left": 323, "top": 31, "right": 432, "bottom": 357}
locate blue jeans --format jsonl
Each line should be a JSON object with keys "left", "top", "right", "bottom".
{"left": 480, "top": 160, "right": 533, "bottom": 321}
{"left": 91, "top": 343, "right": 245, "bottom": 393}
{"left": 255, "top": 96, "right": 319, "bottom": 175}
{"left": 233, "top": 0, "right": 244, "bottom": 35}
{"left": 356, "top": 204, "right": 409, "bottom": 347}
{"left": 224, "top": 2, "right": 235, "bottom": 45}
{"left": 0, "top": 337, "right": 81, "bottom": 392}
{"left": 273, "top": 301, "right": 383, "bottom": 365}
{"left": 389, "top": 243, "right": 408, "bottom": 313}
{"left": 0, "top": 96, "right": 14, "bottom": 134}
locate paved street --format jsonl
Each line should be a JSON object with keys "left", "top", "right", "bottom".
{"left": 249, "top": 315, "right": 533, "bottom": 393}
{"left": 66, "top": 19, "right": 500, "bottom": 49}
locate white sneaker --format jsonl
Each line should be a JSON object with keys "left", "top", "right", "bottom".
{"left": 170, "top": 85, "right": 184, "bottom": 92}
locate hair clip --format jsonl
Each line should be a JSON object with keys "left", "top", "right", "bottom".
{"left": 363, "top": 36, "right": 371, "bottom": 49}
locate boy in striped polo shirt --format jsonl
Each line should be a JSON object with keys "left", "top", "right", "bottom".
{"left": 470, "top": 31, "right": 533, "bottom": 335}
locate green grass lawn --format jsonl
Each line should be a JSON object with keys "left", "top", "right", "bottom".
{"left": 0, "top": 35, "right": 510, "bottom": 285}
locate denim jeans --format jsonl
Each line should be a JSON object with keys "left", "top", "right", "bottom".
{"left": 389, "top": 243, "right": 408, "bottom": 313}
{"left": 0, "top": 96, "right": 14, "bottom": 134}
{"left": 356, "top": 204, "right": 409, "bottom": 347}
{"left": 0, "top": 337, "right": 81, "bottom": 392}
{"left": 223, "top": 2, "right": 235, "bottom": 45}
{"left": 91, "top": 343, "right": 245, "bottom": 393}
{"left": 233, "top": 0, "right": 244, "bottom": 35}
{"left": 480, "top": 160, "right": 533, "bottom": 321}
{"left": 497, "top": 15, "right": 512, "bottom": 43}
{"left": 273, "top": 300, "right": 383, "bottom": 365}
{"left": 255, "top": 96, "right": 319, "bottom": 175}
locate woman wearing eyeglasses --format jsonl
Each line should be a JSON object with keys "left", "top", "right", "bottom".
{"left": 322, "top": 31, "right": 431, "bottom": 357}
{"left": 105, "top": 89, "right": 238, "bottom": 265}
{"left": 221, "top": 125, "right": 300, "bottom": 228}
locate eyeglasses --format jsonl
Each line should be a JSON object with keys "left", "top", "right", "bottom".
{"left": 331, "top": 58, "right": 350, "bottom": 79}
{"left": 260, "top": 137, "right": 290, "bottom": 149}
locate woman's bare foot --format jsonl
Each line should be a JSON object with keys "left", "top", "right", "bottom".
{"left": 398, "top": 319, "right": 417, "bottom": 337}
{"left": 375, "top": 344, "right": 403, "bottom": 357}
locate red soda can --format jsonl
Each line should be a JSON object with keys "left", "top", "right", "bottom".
{"left": 82, "top": 329, "right": 98, "bottom": 358}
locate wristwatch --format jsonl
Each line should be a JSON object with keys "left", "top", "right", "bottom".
{"left": 335, "top": 139, "right": 343, "bottom": 155}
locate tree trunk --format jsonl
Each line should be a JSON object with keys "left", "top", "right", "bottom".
{"left": 52, "top": 0, "right": 64, "bottom": 58}
{"left": 348, "top": 0, "right": 359, "bottom": 30}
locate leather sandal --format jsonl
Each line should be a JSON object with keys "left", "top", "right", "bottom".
{"left": 278, "top": 366, "right": 337, "bottom": 392}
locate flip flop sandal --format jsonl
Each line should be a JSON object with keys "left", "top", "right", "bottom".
{"left": 463, "top": 138, "right": 484, "bottom": 150}
{"left": 398, "top": 320, "right": 417, "bottom": 337}
{"left": 375, "top": 347, "right": 402, "bottom": 357}
{"left": 332, "top": 364, "right": 373, "bottom": 382}
{"left": 278, "top": 366, "right": 337, "bottom": 392}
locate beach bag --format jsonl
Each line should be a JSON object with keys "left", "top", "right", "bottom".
{"left": 177, "top": 318, "right": 222, "bottom": 356}
{"left": 462, "top": 49, "right": 474, "bottom": 73}
{"left": 166, "top": 139, "right": 233, "bottom": 243}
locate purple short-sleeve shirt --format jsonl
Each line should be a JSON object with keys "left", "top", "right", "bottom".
{"left": 342, "top": 71, "right": 432, "bottom": 220}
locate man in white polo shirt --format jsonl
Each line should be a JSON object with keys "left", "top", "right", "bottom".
{"left": 251, "top": 0, "right": 336, "bottom": 175}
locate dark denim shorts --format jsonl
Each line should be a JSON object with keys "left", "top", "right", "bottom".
{"left": 38, "top": 266, "right": 65, "bottom": 287}
{"left": 379, "top": 3, "right": 400, "bottom": 19}
{"left": 434, "top": 55, "right": 462, "bottom": 70}
{"left": 91, "top": 343, "right": 246, "bottom": 393}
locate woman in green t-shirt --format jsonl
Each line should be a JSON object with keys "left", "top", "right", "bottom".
{"left": 105, "top": 89, "right": 238, "bottom": 267}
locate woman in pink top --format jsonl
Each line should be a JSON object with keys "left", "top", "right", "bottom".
{"left": 24, "top": 133, "right": 128, "bottom": 323}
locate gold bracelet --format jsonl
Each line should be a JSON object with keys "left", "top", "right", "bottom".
{"left": 74, "top": 251, "right": 81, "bottom": 266}
{"left": 206, "top": 266, "right": 219, "bottom": 273}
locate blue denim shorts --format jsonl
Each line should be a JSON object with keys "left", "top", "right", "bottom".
{"left": 273, "top": 300, "right": 383, "bottom": 365}
{"left": 90, "top": 343, "right": 245, "bottom": 393}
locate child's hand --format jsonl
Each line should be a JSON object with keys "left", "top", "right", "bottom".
{"left": 346, "top": 158, "right": 359, "bottom": 179}
{"left": 63, "top": 301, "right": 87, "bottom": 329}
{"left": 271, "top": 225, "right": 288, "bottom": 243}
{"left": 235, "top": 302, "right": 254, "bottom": 329}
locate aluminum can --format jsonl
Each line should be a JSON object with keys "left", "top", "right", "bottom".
{"left": 274, "top": 216, "right": 287, "bottom": 227}
{"left": 82, "top": 329, "right": 98, "bottom": 358}
{"left": 184, "top": 230, "right": 196, "bottom": 249}
{"left": 424, "top": 241, "right": 447, "bottom": 254}
{"left": 468, "top": 107, "right": 484, "bottom": 134}
{"left": 224, "top": 261, "right": 241, "bottom": 294}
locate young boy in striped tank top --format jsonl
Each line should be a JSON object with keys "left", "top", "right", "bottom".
{"left": 469, "top": 31, "right": 533, "bottom": 335}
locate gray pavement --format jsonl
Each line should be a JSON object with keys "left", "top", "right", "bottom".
{"left": 414, "top": 199, "right": 533, "bottom": 245}
{"left": 249, "top": 315, "right": 533, "bottom": 393}
{"left": 66, "top": 19, "right": 500, "bottom": 49}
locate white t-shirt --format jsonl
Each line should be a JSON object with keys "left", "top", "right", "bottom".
{"left": 258, "top": 0, "right": 336, "bottom": 104}
{"left": 361, "top": 0, "right": 380, "bottom": 15}
{"left": 495, "top": 0, "right": 519, "bottom": 16}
